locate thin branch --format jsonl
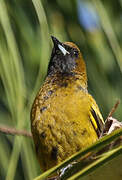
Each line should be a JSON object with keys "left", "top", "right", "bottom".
{"left": 107, "top": 100, "right": 120, "bottom": 119}
{"left": 0, "top": 126, "right": 32, "bottom": 137}
{"left": 101, "top": 100, "right": 121, "bottom": 137}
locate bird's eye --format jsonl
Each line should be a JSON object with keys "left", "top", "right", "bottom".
{"left": 56, "top": 50, "right": 61, "bottom": 55}
{"left": 74, "top": 50, "right": 78, "bottom": 57}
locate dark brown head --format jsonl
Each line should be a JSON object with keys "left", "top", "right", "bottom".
{"left": 48, "top": 36, "right": 87, "bottom": 79}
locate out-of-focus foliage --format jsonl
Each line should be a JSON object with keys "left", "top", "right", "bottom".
{"left": 0, "top": 0, "right": 122, "bottom": 180}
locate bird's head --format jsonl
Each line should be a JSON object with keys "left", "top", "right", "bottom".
{"left": 48, "top": 36, "right": 86, "bottom": 78}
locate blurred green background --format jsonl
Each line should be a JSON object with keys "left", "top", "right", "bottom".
{"left": 0, "top": 0, "right": 122, "bottom": 180}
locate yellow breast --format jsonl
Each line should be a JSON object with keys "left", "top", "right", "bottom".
{"left": 31, "top": 77, "right": 104, "bottom": 171}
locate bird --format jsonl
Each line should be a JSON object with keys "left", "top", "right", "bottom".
{"left": 31, "top": 36, "right": 104, "bottom": 172}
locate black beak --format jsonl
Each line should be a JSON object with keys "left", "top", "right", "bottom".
{"left": 51, "top": 36, "right": 62, "bottom": 47}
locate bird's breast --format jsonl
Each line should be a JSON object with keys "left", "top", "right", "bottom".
{"left": 31, "top": 78, "right": 99, "bottom": 171}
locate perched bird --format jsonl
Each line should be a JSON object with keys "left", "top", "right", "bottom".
{"left": 31, "top": 36, "right": 104, "bottom": 171}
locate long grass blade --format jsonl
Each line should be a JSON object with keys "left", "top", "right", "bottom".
{"left": 92, "top": 0, "right": 122, "bottom": 73}
{"left": 30, "top": 0, "right": 51, "bottom": 106}
{"left": 68, "top": 146, "right": 122, "bottom": 180}
{"left": 34, "top": 128, "right": 122, "bottom": 180}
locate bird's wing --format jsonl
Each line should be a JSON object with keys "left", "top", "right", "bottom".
{"left": 89, "top": 103, "right": 104, "bottom": 137}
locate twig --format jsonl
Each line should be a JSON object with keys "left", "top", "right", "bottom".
{"left": 101, "top": 100, "right": 121, "bottom": 137}
{"left": 107, "top": 100, "right": 120, "bottom": 119}
{"left": 0, "top": 126, "right": 32, "bottom": 137}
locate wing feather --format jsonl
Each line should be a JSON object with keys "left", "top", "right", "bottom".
{"left": 89, "top": 104, "right": 104, "bottom": 137}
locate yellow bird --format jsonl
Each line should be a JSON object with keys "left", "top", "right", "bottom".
{"left": 31, "top": 36, "right": 104, "bottom": 171}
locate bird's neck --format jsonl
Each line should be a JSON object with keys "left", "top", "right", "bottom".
{"left": 46, "top": 71, "right": 87, "bottom": 90}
